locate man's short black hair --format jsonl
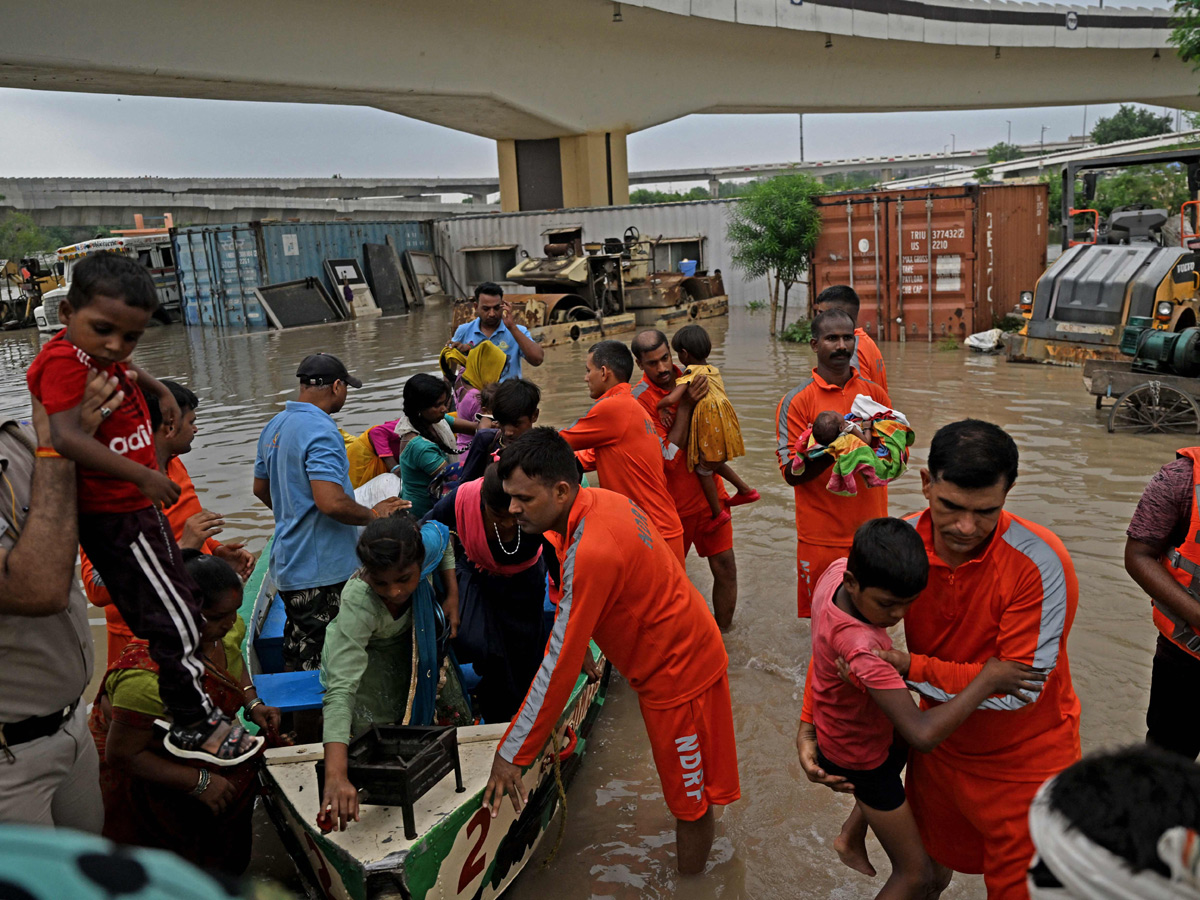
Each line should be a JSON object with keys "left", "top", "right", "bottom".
{"left": 927, "top": 419, "right": 1019, "bottom": 490}
{"left": 1047, "top": 746, "right": 1200, "bottom": 878}
{"left": 474, "top": 282, "right": 504, "bottom": 302}
{"left": 631, "top": 329, "right": 668, "bottom": 361}
{"left": 588, "top": 340, "right": 634, "bottom": 383}
{"left": 491, "top": 378, "right": 540, "bottom": 425}
{"left": 815, "top": 285, "right": 861, "bottom": 317}
{"left": 66, "top": 251, "right": 159, "bottom": 313}
{"left": 160, "top": 379, "right": 199, "bottom": 413}
{"left": 497, "top": 427, "right": 581, "bottom": 488}
{"left": 811, "top": 308, "right": 855, "bottom": 341}
{"left": 847, "top": 518, "right": 929, "bottom": 598}
{"left": 144, "top": 389, "right": 163, "bottom": 433}
{"left": 670, "top": 324, "right": 711, "bottom": 363}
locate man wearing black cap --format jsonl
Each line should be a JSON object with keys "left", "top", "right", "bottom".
{"left": 253, "top": 354, "right": 407, "bottom": 669}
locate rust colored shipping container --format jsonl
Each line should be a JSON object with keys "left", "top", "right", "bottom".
{"left": 809, "top": 184, "right": 1048, "bottom": 342}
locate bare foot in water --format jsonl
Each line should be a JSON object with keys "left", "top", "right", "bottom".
{"left": 833, "top": 829, "right": 877, "bottom": 877}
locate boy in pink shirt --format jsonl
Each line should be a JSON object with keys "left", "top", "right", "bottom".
{"left": 808, "top": 518, "right": 1043, "bottom": 898}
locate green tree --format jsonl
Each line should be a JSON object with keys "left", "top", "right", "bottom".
{"left": 726, "top": 173, "right": 824, "bottom": 336}
{"left": 975, "top": 166, "right": 995, "bottom": 182}
{"left": 1090, "top": 104, "right": 1174, "bottom": 144}
{"left": 1172, "top": 1, "right": 1200, "bottom": 69}
{"left": 987, "top": 142, "right": 1023, "bottom": 163}
{"left": 0, "top": 212, "right": 51, "bottom": 262}
{"left": 629, "top": 186, "right": 712, "bottom": 204}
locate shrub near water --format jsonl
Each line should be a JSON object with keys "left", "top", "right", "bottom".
{"left": 781, "top": 319, "right": 813, "bottom": 343}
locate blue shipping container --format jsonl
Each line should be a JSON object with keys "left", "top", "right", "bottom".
{"left": 174, "top": 220, "right": 432, "bottom": 327}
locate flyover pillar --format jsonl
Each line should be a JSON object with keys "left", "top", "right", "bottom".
{"left": 708, "top": 177, "right": 721, "bottom": 198}
{"left": 497, "top": 131, "right": 629, "bottom": 212}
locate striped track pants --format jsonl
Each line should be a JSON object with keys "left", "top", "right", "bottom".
{"left": 79, "top": 506, "right": 212, "bottom": 725}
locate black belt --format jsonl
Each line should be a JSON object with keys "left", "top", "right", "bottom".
{"left": 0, "top": 701, "right": 78, "bottom": 759}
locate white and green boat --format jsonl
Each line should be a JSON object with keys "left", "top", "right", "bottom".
{"left": 240, "top": 537, "right": 610, "bottom": 900}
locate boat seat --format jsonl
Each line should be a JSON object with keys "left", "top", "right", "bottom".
{"left": 252, "top": 671, "right": 323, "bottom": 713}
{"left": 255, "top": 592, "right": 287, "bottom": 674}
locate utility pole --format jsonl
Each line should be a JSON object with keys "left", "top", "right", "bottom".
{"left": 1006, "top": 119, "right": 1012, "bottom": 145}
{"left": 951, "top": 133, "right": 956, "bottom": 153}
{"left": 1082, "top": 106, "right": 1088, "bottom": 145}
{"left": 798, "top": 113, "right": 804, "bottom": 162}
{"left": 1040, "top": 124, "right": 1049, "bottom": 156}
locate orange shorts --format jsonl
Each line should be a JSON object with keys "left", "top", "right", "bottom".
{"left": 639, "top": 673, "right": 741, "bottom": 822}
{"left": 796, "top": 540, "right": 850, "bottom": 618}
{"left": 680, "top": 510, "right": 734, "bottom": 559}
{"left": 907, "top": 750, "right": 1041, "bottom": 900}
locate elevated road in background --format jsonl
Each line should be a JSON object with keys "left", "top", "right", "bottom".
{"left": 880, "top": 129, "right": 1200, "bottom": 189}
{"left": 1, "top": 188, "right": 496, "bottom": 227}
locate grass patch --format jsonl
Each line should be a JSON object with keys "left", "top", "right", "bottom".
{"left": 937, "top": 336, "right": 960, "bottom": 351}
{"left": 746, "top": 299, "right": 767, "bottom": 312}
{"left": 781, "top": 319, "right": 813, "bottom": 343}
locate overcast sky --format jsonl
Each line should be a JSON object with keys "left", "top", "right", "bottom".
{"left": 1, "top": 87, "right": 1188, "bottom": 182}
{"left": 0, "top": 0, "right": 1188, "bottom": 189}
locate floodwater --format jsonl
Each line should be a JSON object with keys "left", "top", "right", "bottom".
{"left": 0, "top": 306, "right": 1172, "bottom": 898}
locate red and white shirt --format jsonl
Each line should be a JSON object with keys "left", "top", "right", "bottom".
{"left": 26, "top": 332, "right": 157, "bottom": 514}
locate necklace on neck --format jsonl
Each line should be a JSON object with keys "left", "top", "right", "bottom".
{"left": 493, "top": 521, "right": 521, "bottom": 556}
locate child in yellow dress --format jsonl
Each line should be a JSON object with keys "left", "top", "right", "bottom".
{"left": 656, "top": 324, "right": 759, "bottom": 532}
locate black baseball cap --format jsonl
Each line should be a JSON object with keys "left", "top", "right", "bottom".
{"left": 296, "top": 353, "right": 362, "bottom": 388}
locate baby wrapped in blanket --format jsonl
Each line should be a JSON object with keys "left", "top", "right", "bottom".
{"left": 791, "top": 395, "right": 914, "bottom": 496}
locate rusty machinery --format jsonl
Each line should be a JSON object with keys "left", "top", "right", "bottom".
{"left": 452, "top": 225, "right": 728, "bottom": 347}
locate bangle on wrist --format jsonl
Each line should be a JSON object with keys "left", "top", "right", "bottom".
{"left": 190, "top": 768, "right": 211, "bottom": 796}
{"left": 34, "top": 447, "right": 62, "bottom": 459}
{"left": 246, "top": 697, "right": 265, "bottom": 713}
{"left": 371, "top": 508, "right": 380, "bottom": 519}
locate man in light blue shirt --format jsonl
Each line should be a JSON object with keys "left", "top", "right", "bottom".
{"left": 252, "top": 353, "right": 406, "bottom": 669}
{"left": 449, "top": 282, "right": 545, "bottom": 381}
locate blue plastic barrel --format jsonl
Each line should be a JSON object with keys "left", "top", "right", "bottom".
{"left": 678, "top": 259, "right": 698, "bottom": 277}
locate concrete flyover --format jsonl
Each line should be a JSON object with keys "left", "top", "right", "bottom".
{"left": 880, "top": 128, "right": 1200, "bottom": 188}
{"left": 2, "top": 0, "right": 1193, "bottom": 211}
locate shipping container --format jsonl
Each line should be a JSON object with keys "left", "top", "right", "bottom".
{"left": 173, "top": 220, "right": 432, "bottom": 327}
{"left": 809, "top": 184, "right": 1048, "bottom": 341}
{"left": 432, "top": 199, "right": 767, "bottom": 306}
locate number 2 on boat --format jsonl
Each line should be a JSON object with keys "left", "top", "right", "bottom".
{"left": 458, "top": 806, "right": 491, "bottom": 894}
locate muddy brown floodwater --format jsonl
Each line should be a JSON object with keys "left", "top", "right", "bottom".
{"left": 0, "top": 306, "right": 1173, "bottom": 899}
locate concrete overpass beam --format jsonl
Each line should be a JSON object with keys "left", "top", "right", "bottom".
{"left": 497, "top": 131, "right": 629, "bottom": 212}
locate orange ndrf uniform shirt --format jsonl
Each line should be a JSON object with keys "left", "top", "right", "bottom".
{"left": 560, "top": 382, "right": 683, "bottom": 542}
{"left": 498, "top": 488, "right": 728, "bottom": 766}
{"left": 81, "top": 455, "right": 220, "bottom": 658}
{"left": 774, "top": 369, "right": 890, "bottom": 547}
{"left": 902, "top": 508, "right": 1081, "bottom": 780}
{"left": 853, "top": 328, "right": 888, "bottom": 394}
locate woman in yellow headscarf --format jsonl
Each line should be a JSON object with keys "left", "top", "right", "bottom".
{"left": 440, "top": 341, "right": 506, "bottom": 454}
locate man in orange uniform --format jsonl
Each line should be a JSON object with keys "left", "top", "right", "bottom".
{"left": 813, "top": 284, "right": 888, "bottom": 392}
{"left": 799, "top": 419, "right": 1081, "bottom": 900}
{"left": 484, "top": 428, "right": 739, "bottom": 874}
{"left": 559, "top": 339, "right": 685, "bottom": 564}
{"left": 776, "top": 308, "right": 890, "bottom": 617}
{"left": 631, "top": 329, "right": 737, "bottom": 629}
{"left": 81, "top": 381, "right": 254, "bottom": 664}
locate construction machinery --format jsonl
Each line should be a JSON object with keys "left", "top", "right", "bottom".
{"left": 1005, "top": 148, "right": 1200, "bottom": 365}
{"left": 451, "top": 225, "right": 728, "bottom": 347}
{"left": 0, "top": 257, "right": 64, "bottom": 330}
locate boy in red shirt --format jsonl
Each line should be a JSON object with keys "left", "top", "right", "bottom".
{"left": 26, "top": 252, "right": 261, "bottom": 767}
{"left": 485, "top": 428, "right": 739, "bottom": 874}
{"left": 808, "top": 517, "right": 1041, "bottom": 898}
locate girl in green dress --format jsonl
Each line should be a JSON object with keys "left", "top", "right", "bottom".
{"left": 319, "top": 513, "right": 472, "bottom": 831}
{"left": 396, "top": 373, "right": 473, "bottom": 518}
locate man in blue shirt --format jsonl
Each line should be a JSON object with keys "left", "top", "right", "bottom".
{"left": 253, "top": 353, "right": 407, "bottom": 669}
{"left": 449, "top": 282, "right": 545, "bottom": 381}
